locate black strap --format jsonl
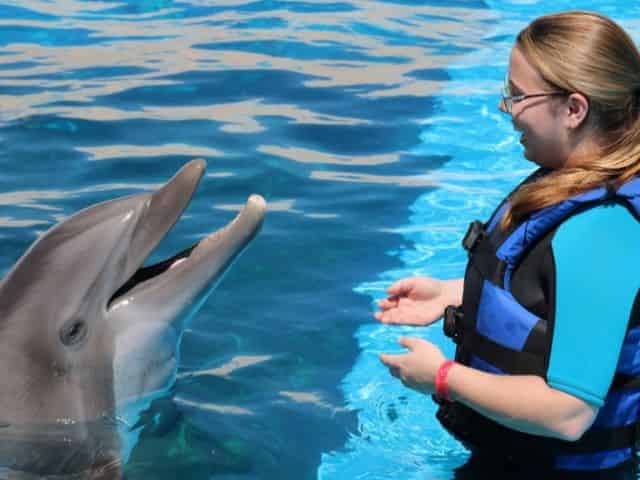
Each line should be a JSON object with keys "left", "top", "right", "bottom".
{"left": 610, "top": 372, "right": 640, "bottom": 391}
{"left": 627, "top": 290, "right": 640, "bottom": 329}
{"left": 468, "top": 238, "right": 508, "bottom": 289}
{"left": 605, "top": 180, "right": 618, "bottom": 200}
{"left": 521, "top": 318, "right": 548, "bottom": 358}
{"left": 558, "top": 422, "right": 638, "bottom": 454}
{"left": 463, "top": 331, "right": 546, "bottom": 376}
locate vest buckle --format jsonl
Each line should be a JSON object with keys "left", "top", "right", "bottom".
{"left": 462, "top": 220, "right": 486, "bottom": 252}
{"left": 443, "top": 305, "right": 463, "bottom": 343}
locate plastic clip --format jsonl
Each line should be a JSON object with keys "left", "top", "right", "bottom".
{"left": 443, "top": 305, "right": 463, "bottom": 343}
{"left": 462, "top": 220, "right": 485, "bottom": 252}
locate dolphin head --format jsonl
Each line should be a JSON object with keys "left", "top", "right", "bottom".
{"left": 0, "top": 159, "right": 265, "bottom": 473}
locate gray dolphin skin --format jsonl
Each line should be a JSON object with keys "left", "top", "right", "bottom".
{"left": 0, "top": 159, "right": 266, "bottom": 478}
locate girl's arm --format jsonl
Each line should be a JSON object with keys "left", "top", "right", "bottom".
{"left": 447, "top": 362, "right": 598, "bottom": 441}
{"left": 380, "top": 337, "right": 598, "bottom": 441}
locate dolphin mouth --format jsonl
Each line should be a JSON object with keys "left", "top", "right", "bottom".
{"left": 109, "top": 245, "right": 195, "bottom": 303}
{"left": 106, "top": 161, "right": 266, "bottom": 310}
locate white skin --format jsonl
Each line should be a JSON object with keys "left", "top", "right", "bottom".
{"left": 377, "top": 45, "right": 602, "bottom": 441}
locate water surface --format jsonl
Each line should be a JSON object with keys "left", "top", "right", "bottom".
{"left": 1, "top": 1, "right": 638, "bottom": 479}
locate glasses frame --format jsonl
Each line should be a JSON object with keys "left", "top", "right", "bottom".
{"left": 501, "top": 74, "right": 567, "bottom": 113}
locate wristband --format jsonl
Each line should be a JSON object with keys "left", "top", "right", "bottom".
{"left": 435, "top": 359, "right": 456, "bottom": 402}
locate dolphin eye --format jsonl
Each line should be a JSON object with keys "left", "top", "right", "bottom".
{"left": 60, "top": 319, "right": 88, "bottom": 347}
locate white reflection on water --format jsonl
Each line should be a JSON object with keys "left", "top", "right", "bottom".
{"left": 0, "top": 183, "right": 163, "bottom": 227}
{"left": 0, "top": 1, "right": 496, "bottom": 130}
{"left": 44, "top": 101, "right": 369, "bottom": 132}
{"left": 311, "top": 168, "right": 534, "bottom": 191}
{"left": 178, "top": 355, "right": 273, "bottom": 378}
{"left": 0, "top": 216, "right": 49, "bottom": 227}
{"left": 77, "top": 143, "right": 224, "bottom": 161}
{"left": 0, "top": 0, "right": 504, "bottom": 208}
{"left": 258, "top": 145, "right": 398, "bottom": 166}
{"left": 277, "top": 390, "right": 350, "bottom": 414}
{"left": 174, "top": 397, "right": 255, "bottom": 416}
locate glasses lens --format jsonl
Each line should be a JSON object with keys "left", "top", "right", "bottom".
{"left": 501, "top": 75, "right": 512, "bottom": 113}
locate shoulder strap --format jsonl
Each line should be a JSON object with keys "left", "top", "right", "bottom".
{"left": 498, "top": 176, "right": 640, "bottom": 290}
{"left": 462, "top": 168, "right": 547, "bottom": 289}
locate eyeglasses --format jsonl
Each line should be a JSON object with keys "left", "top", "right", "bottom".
{"left": 501, "top": 74, "right": 567, "bottom": 113}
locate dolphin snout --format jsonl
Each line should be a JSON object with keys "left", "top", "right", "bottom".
{"left": 248, "top": 194, "right": 267, "bottom": 211}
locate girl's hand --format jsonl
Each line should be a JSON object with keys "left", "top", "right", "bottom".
{"left": 379, "top": 337, "right": 446, "bottom": 394}
{"left": 374, "top": 277, "right": 463, "bottom": 326}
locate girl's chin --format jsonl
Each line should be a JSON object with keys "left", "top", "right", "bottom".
{"left": 519, "top": 135, "right": 549, "bottom": 167}
{"left": 522, "top": 146, "right": 540, "bottom": 165}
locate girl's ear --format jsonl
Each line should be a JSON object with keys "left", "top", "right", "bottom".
{"left": 565, "top": 92, "right": 590, "bottom": 130}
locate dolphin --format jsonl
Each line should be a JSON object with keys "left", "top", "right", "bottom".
{"left": 0, "top": 159, "right": 266, "bottom": 478}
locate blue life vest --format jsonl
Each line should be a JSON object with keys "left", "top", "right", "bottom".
{"left": 437, "top": 171, "right": 640, "bottom": 471}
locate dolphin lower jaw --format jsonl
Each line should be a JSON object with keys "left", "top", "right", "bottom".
{"left": 174, "top": 194, "right": 267, "bottom": 295}
{"left": 113, "top": 322, "right": 179, "bottom": 404}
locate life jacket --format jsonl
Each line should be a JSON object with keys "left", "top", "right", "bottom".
{"left": 437, "top": 171, "right": 640, "bottom": 471}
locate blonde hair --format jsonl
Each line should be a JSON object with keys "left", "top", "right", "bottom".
{"left": 501, "top": 11, "right": 640, "bottom": 230}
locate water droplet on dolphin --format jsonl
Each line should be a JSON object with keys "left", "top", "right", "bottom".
{"left": 169, "top": 258, "right": 187, "bottom": 269}
{"left": 122, "top": 210, "right": 134, "bottom": 223}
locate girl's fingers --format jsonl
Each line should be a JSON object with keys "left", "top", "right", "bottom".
{"left": 398, "top": 336, "right": 422, "bottom": 350}
{"left": 379, "top": 353, "right": 398, "bottom": 367}
{"left": 377, "top": 297, "right": 398, "bottom": 310}
{"left": 387, "top": 278, "right": 414, "bottom": 296}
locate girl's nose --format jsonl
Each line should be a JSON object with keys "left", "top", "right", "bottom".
{"left": 499, "top": 97, "right": 508, "bottom": 113}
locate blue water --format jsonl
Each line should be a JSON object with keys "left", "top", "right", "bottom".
{"left": 0, "top": 1, "right": 639, "bottom": 479}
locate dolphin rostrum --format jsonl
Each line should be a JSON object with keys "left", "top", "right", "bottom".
{"left": 0, "top": 159, "right": 266, "bottom": 478}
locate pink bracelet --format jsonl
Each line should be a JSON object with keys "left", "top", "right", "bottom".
{"left": 435, "top": 359, "right": 456, "bottom": 402}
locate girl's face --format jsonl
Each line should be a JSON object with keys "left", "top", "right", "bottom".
{"left": 499, "top": 47, "right": 572, "bottom": 169}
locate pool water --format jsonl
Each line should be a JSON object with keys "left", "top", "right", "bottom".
{"left": 0, "top": 1, "right": 639, "bottom": 479}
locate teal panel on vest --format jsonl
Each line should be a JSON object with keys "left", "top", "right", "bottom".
{"left": 547, "top": 204, "right": 640, "bottom": 407}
